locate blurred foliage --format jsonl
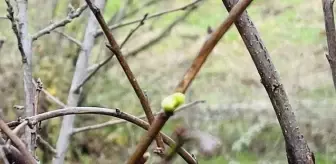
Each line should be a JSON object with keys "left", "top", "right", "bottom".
{"left": 1, "top": 0, "right": 336, "bottom": 163}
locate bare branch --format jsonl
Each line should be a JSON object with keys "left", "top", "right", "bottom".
{"left": 71, "top": 100, "right": 204, "bottom": 134}
{"left": 122, "top": 0, "right": 162, "bottom": 20}
{"left": 85, "top": 0, "right": 165, "bottom": 150}
{"left": 12, "top": 121, "right": 28, "bottom": 135}
{"left": 95, "top": 0, "right": 204, "bottom": 37}
{"left": 0, "top": 138, "right": 27, "bottom": 164}
{"left": 5, "top": 121, "right": 28, "bottom": 149}
{"left": 33, "top": 79, "right": 66, "bottom": 108}
{"left": 222, "top": 0, "right": 314, "bottom": 163}
{"left": 127, "top": 111, "right": 174, "bottom": 164}
{"left": 124, "top": 5, "right": 197, "bottom": 58}
{"left": 30, "top": 78, "right": 43, "bottom": 156}
{"left": 31, "top": 4, "right": 88, "bottom": 41}
{"left": 73, "top": 14, "right": 147, "bottom": 92}
{"left": 52, "top": 1, "right": 105, "bottom": 164}
{"left": 106, "top": 0, "right": 132, "bottom": 25}
{"left": 175, "top": 0, "right": 253, "bottom": 93}
{"left": 53, "top": 30, "right": 82, "bottom": 47}
{"left": 322, "top": 0, "right": 336, "bottom": 90}
{"left": 8, "top": 106, "right": 196, "bottom": 163}
{"left": 0, "top": 119, "right": 36, "bottom": 164}
{"left": 0, "top": 16, "right": 8, "bottom": 20}
{"left": 162, "top": 127, "right": 189, "bottom": 164}
{"left": 120, "top": 14, "right": 148, "bottom": 48}
{"left": 5, "top": 0, "right": 27, "bottom": 63}
{"left": 37, "top": 135, "right": 57, "bottom": 156}
{"left": 72, "top": 119, "right": 124, "bottom": 134}
{"left": 11, "top": 0, "right": 35, "bottom": 154}
{"left": 86, "top": 6, "right": 198, "bottom": 75}
{"left": 0, "top": 146, "right": 10, "bottom": 164}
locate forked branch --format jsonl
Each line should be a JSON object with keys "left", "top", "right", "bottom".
{"left": 95, "top": 0, "right": 204, "bottom": 37}
{"left": 0, "top": 119, "right": 36, "bottom": 164}
{"left": 85, "top": 0, "right": 165, "bottom": 150}
{"left": 7, "top": 107, "right": 197, "bottom": 163}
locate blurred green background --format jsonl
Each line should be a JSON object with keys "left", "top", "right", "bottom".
{"left": 0, "top": 0, "right": 335, "bottom": 163}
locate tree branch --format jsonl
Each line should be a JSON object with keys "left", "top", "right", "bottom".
{"left": 175, "top": 0, "right": 253, "bottom": 93}
{"left": 32, "top": 79, "right": 66, "bottom": 108}
{"left": 127, "top": 112, "right": 172, "bottom": 164}
{"left": 31, "top": 4, "right": 88, "bottom": 41}
{"left": 7, "top": 107, "right": 197, "bottom": 163}
{"left": 0, "top": 119, "right": 36, "bottom": 164}
{"left": 11, "top": 0, "right": 35, "bottom": 154}
{"left": 222, "top": 0, "right": 314, "bottom": 163}
{"left": 124, "top": 5, "right": 197, "bottom": 58}
{"left": 73, "top": 13, "right": 148, "bottom": 92}
{"left": 94, "top": 0, "right": 204, "bottom": 37}
{"left": 52, "top": 1, "right": 105, "bottom": 164}
{"left": 120, "top": 14, "right": 148, "bottom": 48}
{"left": 71, "top": 100, "right": 204, "bottom": 134}
{"left": 53, "top": 30, "right": 82, "bottom": 47}
{"left": 322, "top": 0, "right": 336, "bottom": 90}
{"left": 122, "top": 0, "right": 161, "bottom": 20}
{"left": 5, "top": 0, "right": 27, "bottom": 63}
{"left": 0, "top": 138, "right": 27, "bottom": 164}
{"left": 37, "top": 135, "right": 57, "bottom": 156}
{"left": 85, "top": 0, "right": 165, "bottom": 150}
{"left": 162, "top": 127, "right": 189, "bottom": 164}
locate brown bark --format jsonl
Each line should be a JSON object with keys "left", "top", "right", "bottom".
{"left": 222, "top": 0, "right": 314, "bottom": 163}
{"left": 175, "top": 0, "right": 253, "bottom": 93}
{"left": 321, "top": 0, "right": 336, "bottom": 90}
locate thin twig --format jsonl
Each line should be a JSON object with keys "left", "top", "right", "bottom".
{"left": 5, "top": 121, "right": 28, "bottom": 149}
{"left": 31, "top": 78, "right": 43, "bottom": 156}
{"left": 127, "top": 112, "right": 173, "bottom": 164}
{"left": 85, "top": 0, "right": 165, "bottom": 150}
{"left": 32, "top": 79, "right": 66, "bottom": 108}
{"left": 12, "top": 121, "right": 28, "bottom": 135}
{"left": 72, "top": 119, "right": 124, "bottom": 134}
{"left": 0, "top": 119, "right": 35, "bottom": 164}
{"left": 73, "top": 13, "right": 147, "bottom": 92}
{"left": 122, "top": 0, "right": 161, "bottom": 20}
{"left": 322, "top": 0, "right": 336, "bottom": 90}
{"left": 106, "top": 0, "right": 131, "bottom": 25}
{"left": 53, "top": 30, "right": 82, "bottom": 47}
{"left": 0, "top": 16, "right": 8, "bottom": 20}
{"left": 7, "top": 107, "right": 197, "bottom": 163}
{"left": 125, "top": 5, "right": 197, "bottom": 58}
{"left": 0, "top": 138, "right": 27, "bottom": 164}
{"left": 32, "top": 4, "right": 88, "bottom": 41}
{"left": 37, "top": 135, "right": 57, "bottom": 155}
{"left": 71, "top": 100, "right": 204, "bottom": 134}
{"left": 175, "top": 0, "right": 253, "bottom": 93}
{"left": 95, "top": 0, "right": 204, "bottom": 37}
{"left": 222, "top": 0, "right": 314, "bottom": 163}
{"left": 5, "top": 0, "right": 27, "bottom": 63}
{"left": 162, "top": 127, "right": 189, "bottom": 164}
{"left": 87, "top": 7, "right": 194, "bottom": 73}
{"left": 34, "top": 78, "right": 43, "bottom": 116}
{"left": 120, "top": 14, "right": 148, "bottom": 48}
{"left": 0, "top": 146, "right": 10, "bottom": 164}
